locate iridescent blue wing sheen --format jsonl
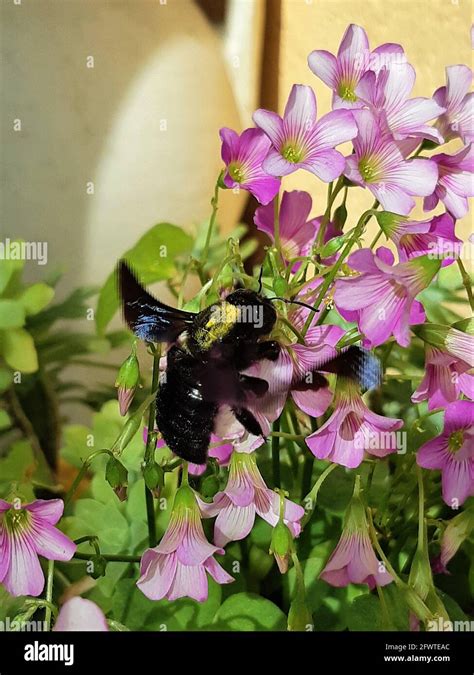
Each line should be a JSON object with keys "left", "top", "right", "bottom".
{"left": 118, "top": 261, "right": 195, "bottom": 342}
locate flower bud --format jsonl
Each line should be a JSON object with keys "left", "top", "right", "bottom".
{"left": 269, "top": 521, "right": 294, "bottom": 574}
{"left": 320, "top": 234, "right": 347, "bottom": 258}
{"left": 112, "top": 412, "right": 143, "bottom": 455}
{"left": 105, "top": 456, "right": 128, "bottom": 501}
{"left": 115, "top": 349, "right": 140, "bottom": 416}
{"left": 288, "top": 596, "right": 313, "bottom": 632}
{"left": 89, "top": 554, "right": 107, "bottom": 579}
{"left": 333, "top": 203, "right": 347, "bottom": 229}
{"left": 143, "top": 461, "right": 164, "bottom": 494}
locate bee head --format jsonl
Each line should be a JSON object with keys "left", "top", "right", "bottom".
{"left": 226, "top": 289, "right": 277, "bottom": 336}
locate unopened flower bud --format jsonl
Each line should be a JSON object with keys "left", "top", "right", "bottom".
{"left": 89, "top": 554, "right": 107, "bottom": 579}
{"left": 333, "top": 203, "right": 347, "bottom": 229}
{"left": 269, "top": 521, "right": 294, "bottom": 574}
{"left": 143, "top": 461, "right": 164, "bottom": 494}
{"left": 115, "top": 349, "right": 140, "bottom": 416}
{"left": 320, "top": 235, "right": 347, "bottom": 258}
{"left": 288, "top": 596, "right": 313, "bottom": 632}
{"left": 105, "top": 456, "right": 128, "bottom": 501}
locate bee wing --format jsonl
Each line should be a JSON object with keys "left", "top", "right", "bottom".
{"left": 309, "top": 345, "right": 382, "bottom": 391}
{"left": 118, "top": 261, "right": 195, "bottom": 342}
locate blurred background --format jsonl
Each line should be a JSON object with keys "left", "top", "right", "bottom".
{"left": 3, "top": 0, "right": 472, "bottom": 296}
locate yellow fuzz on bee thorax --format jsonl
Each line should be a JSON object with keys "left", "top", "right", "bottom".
{"left": 195, "top": 302, "right": 240, "bottom": 349}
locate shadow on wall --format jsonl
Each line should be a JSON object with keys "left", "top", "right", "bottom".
{"left": 2, "top": 0, "right": 249, "bottom": 294}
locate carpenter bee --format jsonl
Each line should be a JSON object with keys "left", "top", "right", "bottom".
{"left": 118, "top": 261, "right": 381, "bottom": 464}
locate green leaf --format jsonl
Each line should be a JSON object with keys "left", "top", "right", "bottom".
{"left": 0, "top": 367, "right": 13, "bottom": 393}
{"left": 0, "top": 257, "right": 24, "bottom": 295}
{"left": 0, "top": 440, "right": 36, "bottom": 484}
{"left": 213, "top": 592, "right": 287, "bottom": 631}
{"left": 345, "top": 593, "right": 382, "bottom": 631}
{"left": 1, "top": 328, "right": 38, "bottom": 372}
{"left": 18, "top": 283, "right": 54, "bottom": 315}
{"left": 96, "top": 223, "right": 193, "bottom": 335}
{"left": 0, "top": 300, "right": 25, "bottom": 329}
{"left": 0, "top": 409, "right": 12, "bottom": 430}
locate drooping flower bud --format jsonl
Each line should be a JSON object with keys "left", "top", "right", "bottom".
{"left": 105, "top": 456, "right": 128, "bottom": 501}
{"left": 433, "top": 508, "right": 474, "bottom": 574}
{"left": 142, "top": 460, "right": 164, "bottom": 498}
{"left": 115, "top": 345, "right": 140, "bottom": 416}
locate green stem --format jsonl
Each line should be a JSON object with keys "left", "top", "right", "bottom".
{"left": 417, "top": 465, "right": 425, "bottom": 552}
{"left": 274, "top": 191, "right": 281, "bottom": 255}
{"left": 302, "top": 205, "right": 379, "bottom": 335}
{"left": 44, "top": 560, "right": 55, "bottom": 631}
{"left": 181, "top": 462, "right": 189, "bottom": 486}
{"left": 144, "top": 348, "right": 161, "bottom": 547}
{"left": 73, "top": 552, "right": 141, "bottom": 563}
{"left": 270, "top": 431, "right": 305, "bottom": 442}
{"left": 272, "top": 418, "right": 281, "bottom": 488}
{"left": 64, "top": 448, "right": 113, "bottom": 508}
{"left": 456, "top": 258, "right": 474, "bottom": 311}
{"left": 199, "top": 172, "right": 223, "bottom": 282}
{"left": 377, "top": 585, "right": 393, "bottom": 630}
{"left": 316, "top": 178, "right": 344, "bottom": 248}
{"left": 301, "top": 462, "right": 337, "bottom": 527}
{"left": 74, "top": 535, "right": 101, "bottom": 555}
{"left": 370, "top": 228, "right": 383, "bottom": 249}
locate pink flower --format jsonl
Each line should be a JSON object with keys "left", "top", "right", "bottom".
{"left": 412, "top": 346, "right": 474, "bottom": 410}
{"left": 219, "top": 127, "right": 280, "bottom": 205}
{"left": 137, "top": 485, "right": 233, "bottom": 602}
{"left": 146, "top": 426, "right": 233, "bottom": 477}
{"left": 417, "top": 400, "right": 474, "bottom": 508}
{"left": 433, "top": 65, "right": 474, "bottom": 145}
{"left": 53, "top": 597, "right": 109, "bottom": 632}
{"left": 334, "top": 247, "right": 440, "bottom": 348}
{"left": 0, "top": 498, "right": 76, "bottom": 597}
{"left": 305, "top": 378, "right": 403, "bottom": 468}
{"left": 254, "top": 190, "right": 319, "bottom": 268}
{"left": 188, "top": 435, "right": 233, "bottom": 477}
{"left": 345, "top": 110, "right": 438, "bottom": 215}
{"left": 384, "top": 212, "right": 461, "bottom": 267}
{"left": 308, "top": 23, "right": 405, "bottom": 109}
{"left": 357, "top": 62, "right": 445, "bottom": 144}
{"left": 253, "top": 84, "right": 357, "bottom": 181}
{"left": 199, "top": 451, "right": 304, "bottom": 547}
{"left": 286, "top": 323, "right": 344, "bottom": 418}
{"left": 320, "top": 477, "right": 393, "bottom": 588}
{"left": 423, "top": 144, "right": 474, "bottom": 220}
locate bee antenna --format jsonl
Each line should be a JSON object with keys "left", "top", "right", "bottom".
{"left": 269, "top": 297, "right": 320, "bottom": 313}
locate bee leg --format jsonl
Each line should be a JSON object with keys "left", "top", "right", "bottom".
{"left": 238, "top": 374, "right": 269, "bottom": 398}
{"left": 257, "top": 340, "right": 280, "bottom": 361}
{"left": 232, "top": 407, "right": 264, "bottom": 437}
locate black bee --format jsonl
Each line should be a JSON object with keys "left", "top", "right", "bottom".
{"left": 118, "top": 261, "right": 381, "bottom": 464}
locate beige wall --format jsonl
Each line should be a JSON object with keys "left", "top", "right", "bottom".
{"left": 278, "top": 0, "right": 473, "bottom": 264}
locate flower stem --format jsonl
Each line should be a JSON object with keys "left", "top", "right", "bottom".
{"left": 270, "top": 430, "right": 305, "bottom": 442}
{"left": 316, "top": 178, "right": 344, "bottom": 248}
{"left": 72, "top": 552, "right": 141, "bottom": 563}
{"left": 302, "top": 206, "right": 378, "bottom": 335}
{"left": 272, "top": 417, "right": 281, "bottom": 488}
{"left": 301, "top": 462, "right": 337, "bottom": 527}
{"left": 200, "top": 171, "right": 223, "bottom": 282}
{"left": 144, "top": 347, "right": 161, "bottom": 547}
{"left": 64, "top": 448, "right": 113, "bottom": 508}
{"left": 417, "top": 465, "right": 425, "bottom": 552}
{"left": 456, "top": 258, "right": 474, "bottom": 311}
{"left": 44, "top": 560, "right": 55, "bottom": 631}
